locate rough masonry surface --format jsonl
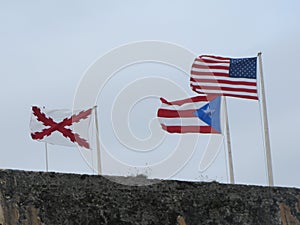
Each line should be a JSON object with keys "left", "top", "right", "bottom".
{"left": 0, "top": 169, "right": 299, "bottom": 225}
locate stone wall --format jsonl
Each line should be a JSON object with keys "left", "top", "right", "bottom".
{"left": 0, "top": 169, "right": 299, "bottom": 225}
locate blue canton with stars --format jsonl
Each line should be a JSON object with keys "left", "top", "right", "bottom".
{"left": 229, "top": 57, "right": 257, "bottom": 79}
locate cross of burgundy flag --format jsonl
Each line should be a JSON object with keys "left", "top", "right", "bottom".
{"left": 30, "top": 106, "right": 94, "bottom": 149}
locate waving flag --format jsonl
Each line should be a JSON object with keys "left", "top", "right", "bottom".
{"left": 157, "top": 96, "right": 221, "bottom": 134}
{"left": 190, "top": 55, "right": 258, "bottom": 100}
{"left": 30, "top": 106, "right": 93, "bottom": 149}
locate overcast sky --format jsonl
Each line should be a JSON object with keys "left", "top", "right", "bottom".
{"left": 0, "top": 0, "right": 299, "bottom": 188}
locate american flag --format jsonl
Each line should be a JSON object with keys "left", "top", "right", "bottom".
{"left": 157, "top": 95, "right": 221, "bottom": 134}
{"left": 190, "top": 55, "right": 258, "bottom": 100}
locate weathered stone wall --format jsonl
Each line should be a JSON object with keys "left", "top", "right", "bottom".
{"left": 0, "top": 169, "right": 299, "bottom": 225}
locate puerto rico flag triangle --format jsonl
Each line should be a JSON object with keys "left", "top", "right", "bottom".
{"left": 193, "top": 96, "right": 221, "bottom": 133}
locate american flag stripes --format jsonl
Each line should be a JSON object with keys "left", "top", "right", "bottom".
{"left": 190, "top": 55, "right": 258, "bottom": 100}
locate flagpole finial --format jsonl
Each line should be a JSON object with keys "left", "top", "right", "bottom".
{"left": 257, "top": 52, "right": 262, "bottom": 56}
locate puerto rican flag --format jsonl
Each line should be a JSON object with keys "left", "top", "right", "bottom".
{"left": 157, "top": 95, "right": 222, "bottom": 134}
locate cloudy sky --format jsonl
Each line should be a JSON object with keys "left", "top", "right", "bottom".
{"left": 0, "top": 0, "right": 299, "bottom": 188}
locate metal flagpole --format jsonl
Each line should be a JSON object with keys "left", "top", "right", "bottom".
{"left": 223, "top": 97, "right": 235, "bottom": 184}
{"left": 42, "top": 106, "right": 49, "bottom": 172}
{"left": 257, "top": 52, "right": 274, "bottom": 186}
{"left": 44, "top": 142, "right": 49, "bottom": 172}
{"left": 93, "top": 106, "right": 102, "bottom": 175}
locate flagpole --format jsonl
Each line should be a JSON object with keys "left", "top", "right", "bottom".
{"left": 93, "top": 106, "right": 102, "bottom": 175}
{"left": 42, "top": 106, "right": 49, "bottom": 172}
{"left": 223, "top": 97, "right": 235, "bottom": 184}
{"left": 257, "top": 52, "right": 274, "bottom": 186}
{"left": 44, "top": 142, "right": 49, "bottom": 172}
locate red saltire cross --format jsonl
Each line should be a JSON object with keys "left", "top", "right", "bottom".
{"left": 31, "top": 106, "right": 92, "bottom": 149}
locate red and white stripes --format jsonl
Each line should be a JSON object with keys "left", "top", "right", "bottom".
{"left": 157, "top": 96, "right": 220, "bottom": 134}
{"left": 190, "top": 55, "right": 258, "bottom": 100}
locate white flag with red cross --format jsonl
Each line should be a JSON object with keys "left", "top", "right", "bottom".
{"left": 30, "top": 106, "right": 94, "bottom": 149}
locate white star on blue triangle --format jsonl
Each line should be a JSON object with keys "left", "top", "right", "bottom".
{"left": 193, "top": 96, "right": 221, "bottom": 133}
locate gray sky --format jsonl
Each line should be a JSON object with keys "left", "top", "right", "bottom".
{"left": 0, "top": 0, "right": 300, "bottom": 188}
